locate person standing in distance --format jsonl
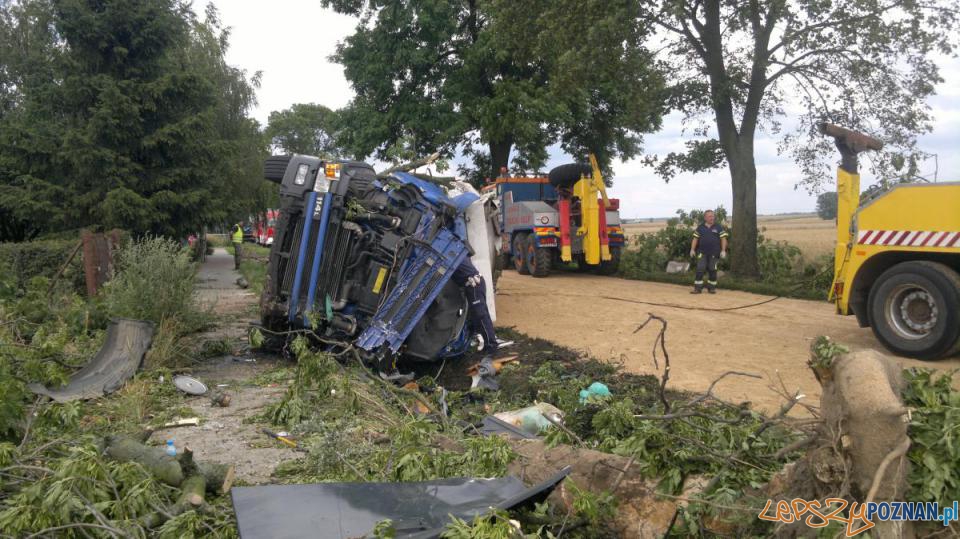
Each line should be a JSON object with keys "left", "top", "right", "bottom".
{"left": 231, "top": 223, "right": 244, "bottom": 270}
{"left": 689, "top": 210, "right": 728, "bottom": 294}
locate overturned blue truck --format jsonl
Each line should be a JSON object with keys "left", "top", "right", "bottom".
{"left": 257, "top": 155, "right": 499, "bottom": 372}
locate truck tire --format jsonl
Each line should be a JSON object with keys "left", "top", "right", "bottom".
{"left": 596, "top": 247, "right": 621, "bottom": 276}
{"left": 264, "top": 155, "right": 292, "bottom": 183}
{"left": 513, "top": 233, "right": 530, "bottom": 275}
{"left": 525, "top": 236, "right": 551, "bottom": 278}
{"left": 548, "top": 163, "right": 591, "bottom": 188}
{"left": 867, "top": 261, "right": 960, "bottom": 360}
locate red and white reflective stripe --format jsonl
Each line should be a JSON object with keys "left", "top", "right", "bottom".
{"left": 858, "top": 230, "right": 960, "bottom": 247}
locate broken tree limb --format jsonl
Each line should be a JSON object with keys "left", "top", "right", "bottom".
{"left": 103, "top": 436, "right": 234, "bottom": 495}
{"left": 634, "top": 314, "right": 671, "bottom": 413}
{"left": 378, "top": 152, "right": 441, "bottom": 175}
{"left": 197, "top": 461, "right": 235, "bottom": 496}
{"left": 176, "top": 475, "right": 206, "bottom": 510}
{"left": 104, "top": 436, "right": 184, "bottom": 486}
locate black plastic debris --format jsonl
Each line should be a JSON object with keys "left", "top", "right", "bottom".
{"left": 28, "top": 318, "right": 154, "bottom": 402}
{"left": 231, "top": 467, "right": 571, "bottom": 539}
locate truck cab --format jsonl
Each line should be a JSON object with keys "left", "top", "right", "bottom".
{"left": 259, "top": 154, "right": 495, "bottom": 369}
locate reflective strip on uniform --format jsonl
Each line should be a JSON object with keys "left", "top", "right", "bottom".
{"left": 694, "top": 280, "right": 704, "bottom": 285}
{"left": 719, "top": 231, "right": 729, "bottom": 238}
{"left": 707, "top": 280, "right": 718, "bottom": 285}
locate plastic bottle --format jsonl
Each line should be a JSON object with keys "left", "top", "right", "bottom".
{"left": 165, "top": 439, "right": 177, "bottom": 457}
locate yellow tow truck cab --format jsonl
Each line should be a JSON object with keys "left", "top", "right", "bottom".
{"left": 825, "top": 123, "right": 960, "bottom": 360}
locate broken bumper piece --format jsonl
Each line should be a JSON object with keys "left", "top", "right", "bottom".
{"left": 230, "top": 467, "right": 571, "bottom": 539}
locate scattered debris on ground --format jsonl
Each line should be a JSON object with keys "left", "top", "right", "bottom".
{"left": 5, "top": 247, "right": 959, "bottom": 538}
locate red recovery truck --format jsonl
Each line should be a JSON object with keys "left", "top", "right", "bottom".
{"left": 492, "top": 155, "right": 625, "bottom": 277}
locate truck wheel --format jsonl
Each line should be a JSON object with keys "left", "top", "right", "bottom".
{"left": 596, "top": 247, "right": 621, "bottom": 276}
{"left": 525, "top": 236, "right": 551, "bottom": 278}
{"left": 867, "top": 261, "right": 960, "bottom": 360}
{"left": 548, "top": 163, "right": 592, "bottom": 188}
{"left": 513, "top": 234, "right": 530, "bottom": 275}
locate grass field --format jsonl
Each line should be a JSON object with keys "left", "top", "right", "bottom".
{"left": 623, "top": 213, "right": 835, "bottom": 261}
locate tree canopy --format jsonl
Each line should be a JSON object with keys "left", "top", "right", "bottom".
{"left": 0, "top": 0, "right": 267, "bottom": 242}
{"left": 816, "top": 192, "right": 837, "bottom": 221}
{"left": 324, "top": 0, "right": 665, "bottom": 182}
{"left": 265, "top": 103, "right": 342, "bottom": 158}
{"left": 641, "top": 0, "right": 958, "bottom": 276}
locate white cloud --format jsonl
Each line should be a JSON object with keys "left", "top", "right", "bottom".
{"left": 207, "top": 0, "right": 960, "bottom": 217}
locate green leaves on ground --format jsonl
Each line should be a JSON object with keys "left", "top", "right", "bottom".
{"left": 902, "top": 369, "right": 960, "bottom": 505}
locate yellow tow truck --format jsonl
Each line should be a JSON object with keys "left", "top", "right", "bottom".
{"left": 824, "top": 123, "right": 960, "bottom": 359}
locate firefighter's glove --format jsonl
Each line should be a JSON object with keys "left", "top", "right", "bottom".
{"left": 689, "top": 249, "right": 696, "bottom": 258}
{"left": 466, "top": 274, "right": 483, "bottom": 288}
{"left": 720, "top": 251, "right": 727, "bottom": 259}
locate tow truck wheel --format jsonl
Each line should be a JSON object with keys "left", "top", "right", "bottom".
{"left": 513, "top": 234, "right": 530, "bottom": 275}
{"left": 596, "top": 247, "right": 621, "bottom": 276}
{"left": 525, "top": 236, "right": 551, "bottom": 278}
{"left": 867, "top": 261, "right": 960, "bottom": 360}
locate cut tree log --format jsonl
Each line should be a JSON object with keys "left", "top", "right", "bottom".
{"left": 103, "top": 436, "right": 234, "bottom": 495}
{"left": 104, "top": 435, "right": 184, "bottom": 486}
{"left": 198, "top": 461, "right": 235, "bottom": 496}
{"left": 176, "top": 475, "right": 206, "bottom": 510}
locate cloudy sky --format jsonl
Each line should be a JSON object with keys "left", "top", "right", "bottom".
{"left": 206, "top": 0, "right": 960, "bottom": 219}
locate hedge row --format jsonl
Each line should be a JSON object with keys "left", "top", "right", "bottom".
{"left": 0, "top": 239, "right": 85, "bottom": 292}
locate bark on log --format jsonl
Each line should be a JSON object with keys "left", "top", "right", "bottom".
{"left": 176, "top": 475, "right": 206, "bottom": 510}
{"left": 104, "top": 436, "right": 184, "bottom": 486}
{"left": 197, "top": 461, "right": 235, "bottom": 495}
{"left": 104, "top": 436, "right": 234, "bottom": 495}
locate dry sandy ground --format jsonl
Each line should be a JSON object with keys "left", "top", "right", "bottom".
{"left": 623, "top": 214, "right": 835, "bottom": 261}
{"left": 494, "top": 271, "right": 960, "bottom": 414}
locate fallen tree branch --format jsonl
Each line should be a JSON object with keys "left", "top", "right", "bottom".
{"left": 634, "top": 314, "right": 671, "bottom": 413}
{"left": 378, "top": 152, "right": 441, "bottom": 175}
{"left": 864, "top": 437, "right": 911, "bottom": 504}
{"left": 542, "top": 413, "right": 586, "bottom": 447}
{"left": 680, "top": 371, "right": 762, "bottom": 410}
{"left": 774, "top": 434, "right": 819, "bottom": 460}
{"left": 633, "top": 409, "right": 753, "bottom": 424}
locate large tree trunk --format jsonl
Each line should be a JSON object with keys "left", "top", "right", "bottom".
{"left": 728, "top": 142, "right": 760, "bottom": 278}
{"left": 489, "top": 139, "right": 512, "bottom": 179}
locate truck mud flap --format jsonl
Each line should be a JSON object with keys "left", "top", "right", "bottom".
{"left": 231, "top": 467, "right": 571, "bottom": 539}
{"left": 355, "top": 226, "right": 469, "bottom": 355}
{"left": 28, "top": 318, "right": 154, "bottom": 402}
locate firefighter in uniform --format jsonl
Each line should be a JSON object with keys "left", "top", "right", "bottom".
{"left": 451, "top": 258, "right": 498, "bottom": 358}
{"left": 689, "top": 210, "right": 728, "bottom": 294}
{"left": 231, "top": 223, "right": 243, "bottom": 270}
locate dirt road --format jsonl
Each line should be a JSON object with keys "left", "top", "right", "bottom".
{"left": 150, "top": 248, "right": 298, "bottom": 484}
{"left": 494, "top": 271, "right": 960, "bottom": 413}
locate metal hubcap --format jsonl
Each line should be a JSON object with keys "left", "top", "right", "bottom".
{"left": 886, "top": 284, "right": 938, "bottom": 340}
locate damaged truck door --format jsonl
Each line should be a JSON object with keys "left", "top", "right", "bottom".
{"left": 258, "top": 154, "right": 497, "bottom": 371}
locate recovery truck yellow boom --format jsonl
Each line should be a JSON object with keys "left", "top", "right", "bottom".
{"left": 824, "top": 123, "right": 960, "bottom": 360}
